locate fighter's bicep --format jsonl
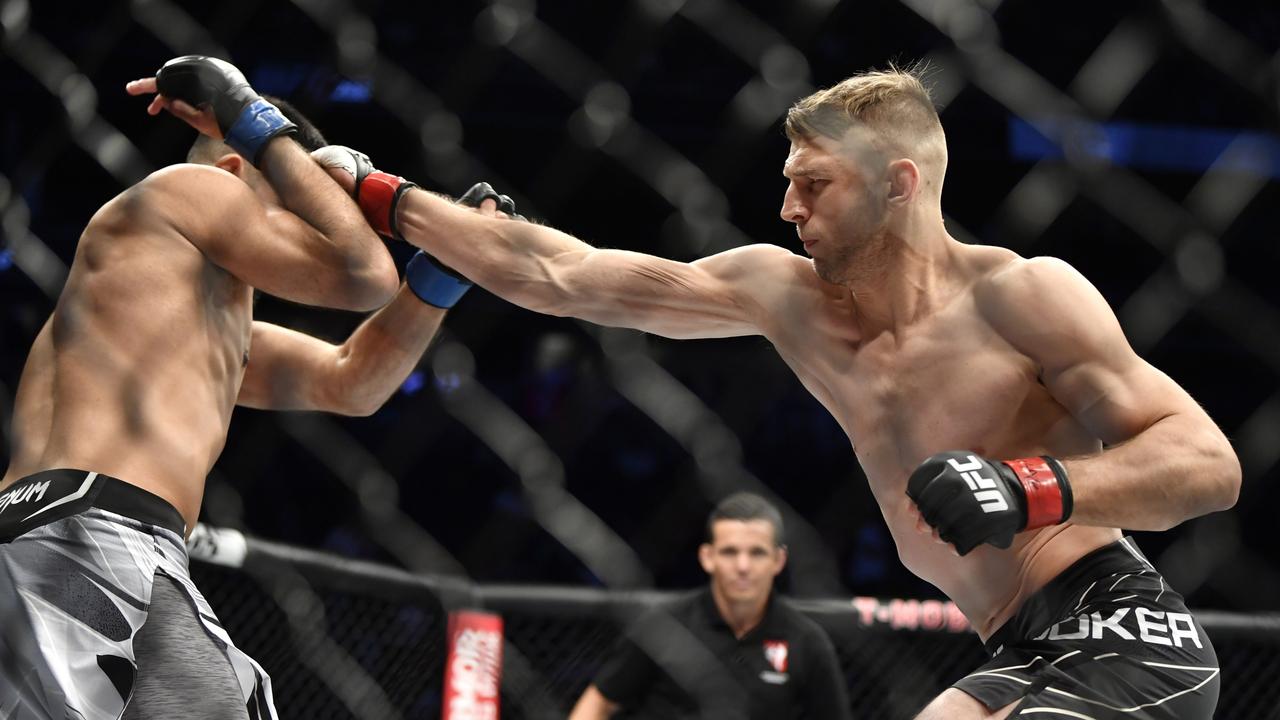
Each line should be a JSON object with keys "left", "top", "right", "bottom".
{"left": 553, "top": 247, "right": 772, "bottom": 338}
{"left": 237, "top": 322, "right": 341, "bottom": 411}
{"left": 985, "top": 257, "right": 1182, "bottom": 443}
{"left": 1045, "top": 354, "right": 1183, "bottom": 446}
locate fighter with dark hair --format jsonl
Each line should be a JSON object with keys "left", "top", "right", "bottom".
{"left": 0, "top": 56, "right": 486, "bottom": 719}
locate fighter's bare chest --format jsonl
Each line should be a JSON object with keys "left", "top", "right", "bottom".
{"left": 789, "top": 314, "right": 1041, "bottom": 467}
{"left": 853, "top": 338, "right": 1035, "bottom": 457}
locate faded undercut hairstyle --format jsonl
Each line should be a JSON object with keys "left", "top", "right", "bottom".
{"left": 785, "top": 62, "right": 948, "bottom": 191}
{"left": 707, "top": 492, "right": 785, "bottom": 548}
{"left": 187, "top": 95, "right": 328, "bottom": 164}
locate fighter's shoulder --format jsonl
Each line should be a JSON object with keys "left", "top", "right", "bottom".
{"left": 99, "top": 165, "right": 256, "bottom": 254}
{"left": 697, "top": 243, "right": 823, "bottom": 294}
{"left": 699, "top": 242, "right": 807, "bottom": 272}
{"left": 973, "top": 252, "right": 1091, "bottom": 315}
{"left": 972, "top": 252, "right": 1114, "bottom": 360}
{"left": 129, "top": 163, "right": 245, "bottom": 206}
{"left": 145, "top": 162, "right": 241, "bottom": 188}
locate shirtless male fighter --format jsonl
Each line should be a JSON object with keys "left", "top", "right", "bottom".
{"left": 346, "top": 66, "right": 1240, "bottom": 718}
{"left": 0, "top": 56, "right": 488, "bottom": 719}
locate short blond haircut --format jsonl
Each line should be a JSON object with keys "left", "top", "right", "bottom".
{"left": 785, "top": 63, "right": 947, "bottom": 189}
{"left": 786, "top": 63, "right": 940, "bottom": 142}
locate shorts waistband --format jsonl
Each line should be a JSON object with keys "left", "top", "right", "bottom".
{"left": 984, "top": 536, "right": 1153, "bottom": 654}
{"left": 7, "top": 469, "right": 186, "bottom": 537}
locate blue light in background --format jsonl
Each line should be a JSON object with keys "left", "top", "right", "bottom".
{"left": 249, "top": 63, "right": 311, "bottom": 98}
{"left": 0, "top": 249, "right": 12, "bottom": 272}
{"left": 330, "top": 79, "right": 372, "bottom": 103}
{"left": 248, "top": 63, "right": 372, "bottom": 105}
{"left": 400, "top": 370, "right": 426, "bottom": 396}
{"left": 1009, "top": 117, "right": 1280, "bottom": 178}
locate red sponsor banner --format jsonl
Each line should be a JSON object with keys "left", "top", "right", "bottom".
{"left": 851, "top": 596, "right": 971, "bottom": 633}
{"left": 442, "top": 610, "right": 503, "bottom": 720}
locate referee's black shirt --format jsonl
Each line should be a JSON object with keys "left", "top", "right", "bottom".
{"left": 593, "top": 588, "right": 851, "bottom": 719}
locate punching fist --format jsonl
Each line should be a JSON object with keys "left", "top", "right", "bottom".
{"left": 906, "top": 451, "right": 1073, "bottom": 556}
{"left": 151, "top": 56, "right": 296, "bottom": 164}
{"left": 313, "top": 145, "right": 417, "bottom": 240}
{"left": 313, "top": 144, "right": 375, "bottom": 187}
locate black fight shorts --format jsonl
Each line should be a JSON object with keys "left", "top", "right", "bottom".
{"left": 954, "top": 537, "right": 1219, "bottom": 719}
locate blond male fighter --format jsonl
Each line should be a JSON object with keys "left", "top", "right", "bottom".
{"left": 345, "top": 65, "right": 1238, "bottom": 718}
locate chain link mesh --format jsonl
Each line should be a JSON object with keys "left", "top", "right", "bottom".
{"left": 191, "top": 550, "right": 1280, "bottom": 719}
{"left": 4, "top": 0, "right": 1280, "bottom": 717}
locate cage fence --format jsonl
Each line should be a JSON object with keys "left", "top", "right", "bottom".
{"left": 189, "top": 528, "right": 1280, "bottom": 719}
{"left": 3, "top": 1, "right": 1280, "bottom": 718}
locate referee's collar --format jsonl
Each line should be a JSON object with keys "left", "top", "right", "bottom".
{"left": 699, "top": 585, "right": 779, "bottom": 636}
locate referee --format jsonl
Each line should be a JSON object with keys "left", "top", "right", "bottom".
{"left": 569, "top": 493, "right": 851, "bottom": 719}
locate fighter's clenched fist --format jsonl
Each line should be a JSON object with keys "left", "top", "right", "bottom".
{"left": 907, "top": 451, "right": 1073, "bottom": 555}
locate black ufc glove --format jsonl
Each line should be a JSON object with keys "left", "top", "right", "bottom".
{"left": 906, "top": 451, "right": 1073, "bottom": 556}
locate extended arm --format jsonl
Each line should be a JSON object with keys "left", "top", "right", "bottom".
{"left": 395, "top": 188, "right": 793, "bottom": 339}
{"left": 236, "top": 283, "right": 446, "bottom": 415}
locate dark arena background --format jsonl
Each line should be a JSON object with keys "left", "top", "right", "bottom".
{"left": 3, "top": 1, "right": 1280, "bottom": 718}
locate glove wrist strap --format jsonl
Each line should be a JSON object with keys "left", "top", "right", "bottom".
{"left": 358, "top": 173, "right": 418, "bottom": 241}
{"left": 226, "top": 99, "right": 297, "bottom": 165}
{"left": 405, "top": 251, "right": 471, "bottom": 308}
{"left": 1002, "top": 456, "right": 1072, "bottom": 529}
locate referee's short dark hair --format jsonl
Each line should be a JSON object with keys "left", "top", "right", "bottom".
{"left": 706, "top": 492, "right": 785, "bottom": 547}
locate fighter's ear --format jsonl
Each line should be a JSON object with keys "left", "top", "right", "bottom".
{"left": 886, "top": 158, "right": 920, "bottom": 207}
{"left": 212, "top": 152, "right": 245, "bottom": 177}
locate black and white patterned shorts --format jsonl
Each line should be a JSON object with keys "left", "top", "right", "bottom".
{"left": 954, "top": 537, "right": 1219, "bottom": 719}
{"left": 0, "top": 469, "right": 277, "bottom": 720}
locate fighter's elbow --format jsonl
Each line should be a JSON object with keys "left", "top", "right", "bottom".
{"left": 316, "top": 362, "right": 389, "bottom": 418}
{"left": 340, "top": 400, "right": 382, "bottom": 418}
{"left": 1187, "top": 435, "right": 1241, "bottom": 517}
{"left": 338, "top": 264, "right": 399, "bottom": 311}
{"left": 325, "top": 388, "right": 387, "bottom": 418}
{"left": 1208, "top": 442, "right": 1242, "bottom": 512}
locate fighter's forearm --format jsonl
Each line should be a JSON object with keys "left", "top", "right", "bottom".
{"left": 258, "top": 138, "right": 398, "bottom": 306}
{"left": 326, "top": 283, "right": 446, "bottom": 417}
{"left": 396, "top": 188, "right": 588, "bottom": 315}
{"left": 1060, "top": 412, "right": 1240, "bottom": 531}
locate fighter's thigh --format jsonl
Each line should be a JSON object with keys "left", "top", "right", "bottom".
{"left": 0, "top": 523, "right": 156, "bottom": 718}
{"left": 123, "top": 572, "right": 249, "bottom": 720}
{"left": 914, "top": 688, "right": 1019, "bottom": 720}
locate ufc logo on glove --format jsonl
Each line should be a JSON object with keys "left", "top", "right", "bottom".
{"left": 947, "top": 456, "right": 1010, "bottom": 513}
